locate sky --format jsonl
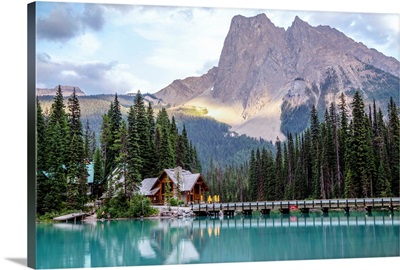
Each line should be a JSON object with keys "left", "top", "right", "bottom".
{"left": 35, "top": 1, "right": 399, "bottom": 95}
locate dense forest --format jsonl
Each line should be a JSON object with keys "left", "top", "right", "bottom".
{"left": 36, "top": 86, "right": 399, "bottom": 216}
{"left": 37, "top": 94, "right": 274, "bottom": 172}
{"left": 205, "top": 91, "right": 400, "bottom": 201}
{"left": 36, "top": 86, "right": 201, "bottom": 216}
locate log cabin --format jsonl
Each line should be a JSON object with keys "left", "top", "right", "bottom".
{"left": 139, "top": 167, "right": 209, "bottom": 205}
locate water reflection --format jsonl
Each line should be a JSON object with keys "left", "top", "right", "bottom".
{"left": 36, "top": 212, "right": 399, "bottom": 269}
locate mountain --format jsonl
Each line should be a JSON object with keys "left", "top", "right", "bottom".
{"left": 154, "top": 14, "right": 400, "bottom": 140}
{"left": 36, "top": 85, "right": 86, "bottom": 96}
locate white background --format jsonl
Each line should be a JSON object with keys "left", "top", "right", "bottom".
{"left": 0, "top": 1, "right": 399, "bottom": 270}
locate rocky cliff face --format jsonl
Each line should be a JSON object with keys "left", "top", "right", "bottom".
{"left": 155, "top": 14, "right": 400, "bottom": 141}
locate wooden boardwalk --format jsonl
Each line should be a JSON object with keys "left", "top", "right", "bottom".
{"left": 191, "top": 197, "right": 400, "bottom": 216}
{"left": 53, "top": 212, "right": 87, "bottom": 223}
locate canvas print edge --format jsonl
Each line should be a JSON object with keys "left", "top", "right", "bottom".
{"left": 27, "top": 2, "right": 37, "bottom": 269}
{"left": 27, "top": 1, "right": 399, "bottom": 269}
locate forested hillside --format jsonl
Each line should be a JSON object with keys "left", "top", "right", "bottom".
{"left": 36, "top": 87, "right": 201, "bottom": 215}
{"left": 205, "top": 91, "right": 400, "bottom": 202}
{"left": 38, "top": 93, "right": 273, "bottom": 171}
{"left": 36, "top": 87, "right": 399, "bottom": 214}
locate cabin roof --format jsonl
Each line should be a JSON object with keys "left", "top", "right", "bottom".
{"left": 138, "top": 167, "right": 208, "bottom": 195}
{"left": 40, "top": 162, "right": 94, "bottom": 184}
{"left": 163, "top": 168, "right": 201, "bottom": 191}
{"left": 139, "top": 178, "right": 158, "bottom": 196}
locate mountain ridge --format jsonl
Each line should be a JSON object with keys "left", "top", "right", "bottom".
{"left": 154, "top": 14, "right": 399, "bottom": 141}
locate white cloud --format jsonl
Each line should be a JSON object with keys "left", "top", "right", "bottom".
{"left": 71, "top": 33, "right": 102, "bottom": 58}
{"left": 36, "top": 2, "right": 399, "bottom": 95}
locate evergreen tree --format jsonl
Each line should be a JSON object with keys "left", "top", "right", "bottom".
{"left": 114, "top": 120, "right": 129, "bottom": 196}
{"left": 133, "top": 91, "right": 152, "bottom": 178}
{"left": 338, "top": 92, "right": 349, "bottom": 196}
{"left": 100, "top": 113, "right": 112, "bottom": 178}
{"left": 387, "top": 97, "right": 400, "bottom": 196}
{"left": 43, "top": 85, "right": 69, "bottom": 212}
{"left": 36, "top": 98, "right": 47, "bottom": 214}
{"left": 83, "top": 119, "right": 92, "bottom": 161}
{"left": 146, "top": 102, "right": 157, "bottom": 176}
{"left": 93, "top": 147, "right": 104, "bottom": 198}
{"left": 156, "top": 125, "right": 175, "bottom": 173}
{"left": 66, "top": 88, "right": 87, "bottom": 209}
{"left": 106, "top": 94, "right": 122, "bottom": 176}
{"left": 354, "top": 91, "right": 372, "bottom": 197}
{"left": 274, "top": 139, "right": 284, "bottom": 200}
{"left": 181, "top": 125, "right": 191, "bottom": 171}
{"left": 310, "top": 105, "right": 321, "bottom": 199}
{"left": 248, "top": 149, "right": 257, "bottom": 201}
{"left": 126, "top": 106, "right": 142, "bottom": 195}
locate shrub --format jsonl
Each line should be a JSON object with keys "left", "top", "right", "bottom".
{"left": 169, "top": 197, "right": 178, "bottom": 206}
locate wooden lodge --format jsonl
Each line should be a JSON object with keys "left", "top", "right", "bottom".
{"left": 139, "top": 167, "right": 209, "bottom": 205}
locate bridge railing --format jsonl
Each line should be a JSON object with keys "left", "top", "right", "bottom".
{"left": 191, "top": 197, "right": 400, "bottom": 211}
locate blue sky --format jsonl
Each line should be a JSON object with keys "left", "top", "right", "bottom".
{"left": 35, "top": 1, "right": 399, "bottom": 95}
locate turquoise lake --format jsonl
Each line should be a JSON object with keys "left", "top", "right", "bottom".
{"left": 36, "top": 211, "right": 399, "bottom": 269}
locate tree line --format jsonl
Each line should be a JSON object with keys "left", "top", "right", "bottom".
{"left": 205, "top": 91, "right": 399, "bottom": 202}
{"left": 36, "top": 86, "right": 201, "bottom": 215}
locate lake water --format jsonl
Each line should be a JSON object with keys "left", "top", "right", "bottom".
{"left": 36, "top": 211, "right": 399, "bottom": 269}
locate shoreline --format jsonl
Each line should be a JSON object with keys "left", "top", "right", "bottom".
{"left": 37, "top": 205, "right": 398, "bottom": 224}
{"left": 82, "top": 206, "right": 398, "bottom": 223}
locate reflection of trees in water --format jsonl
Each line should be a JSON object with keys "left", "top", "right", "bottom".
{"left": 149, "top": 218, "right": 210, "bottom": 264}
{"left": 36, "top": 212, "right": 399, "bottom": 268}
{"left": 195, "top": 213, "right": 399, "bottom": 262}
{"left": 37, "top": 223, "right": 88, "bottom": 269}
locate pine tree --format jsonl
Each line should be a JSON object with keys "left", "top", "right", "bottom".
{"left": 36, "top": 98, "right": 47, "bottom": 214}
{"left": 248, "top": 149, "right": 257, "bottom": 201}
{"left": 181, "top": 125, "right": 191, "bottom": 171}
{"left": 274, "top": 139, "right": 284, "bottom": 200}
{"left": 347, "top": 91, "right": 372, "bottom": 197}
{"left": 43, "top": 85, "right": 69, "bottom": 212}
{"left": 388, "top": 97, "right": 400, "bottom": 196}
{"left": 100, "top": 114, "right": 112, "bottom": 178}
{"left": 66, "top": 88, "right": 87, "bottom": 209}
{"left": 156, "top": 125, "right": 175, "bottom": 173}
{"left": 133, "top": 91, "right": 153, "bottom": 178}
{"left": 126, "top": 106, "right": 142, "bottom": 196}
{"left": 106, "top": 94, "right": 122, "bottom": 175}
{"left": 83, "top": 119, "right": 92, "bottom": 162}
{"left": 93, "top": 147, "right": 104, "bottom": 198}
{"left": 310, "top": 105, "right": 321, "bottom": 199}
{"left": 114, "top": 120, "right": 129, "bottom": 196}
{"left": 146, "top": 102, "right": 157, "bottom": 176}
{"left": 338, "top": 92, "right": 349, "bottom": 197}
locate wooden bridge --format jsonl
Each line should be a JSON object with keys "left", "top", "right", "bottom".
{"left": 191, "top": 197, "right": 400, "bottom": 216}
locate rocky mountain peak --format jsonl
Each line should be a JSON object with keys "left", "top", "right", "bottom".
{"left": 155, "top": 13, "right": 399, "bottom": 141}
{"left": 291, "top": 15, "right": 310, "bottom": 27}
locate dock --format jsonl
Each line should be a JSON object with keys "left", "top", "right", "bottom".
{"left": 53, "top": 212, "right": 87, "bottom": 223}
